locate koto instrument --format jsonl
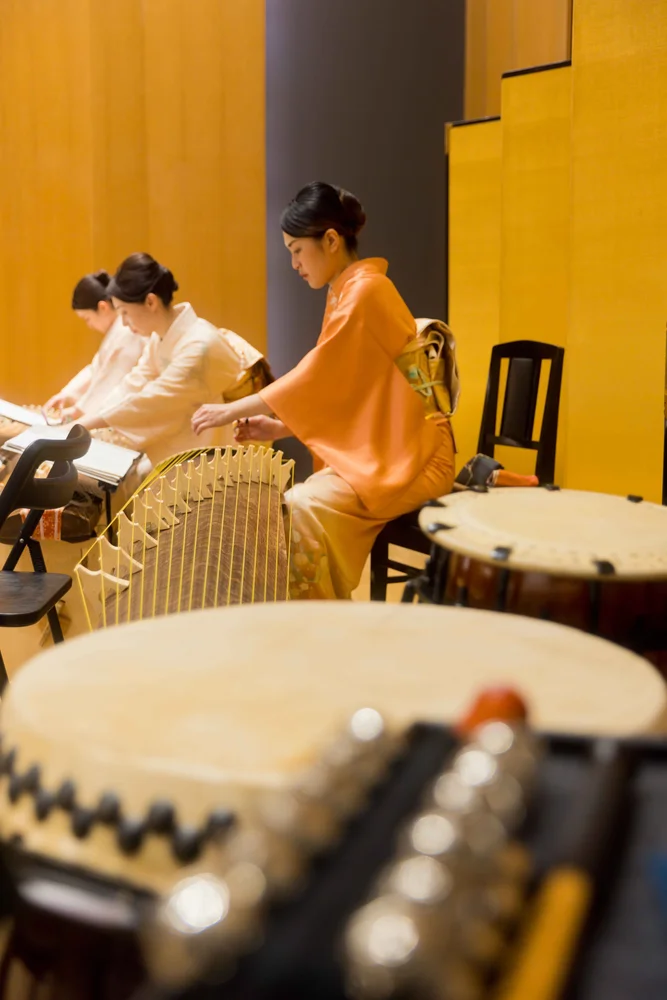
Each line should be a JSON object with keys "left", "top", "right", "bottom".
{"left": 414, "top": 486, "right": 667, "bottom": 655}
{"left": 74, "top": 445, "right": 295, "bottom": 629}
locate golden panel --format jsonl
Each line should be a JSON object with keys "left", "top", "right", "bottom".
{"left": 448, "top": 119, "right": 503, "bottom": 467}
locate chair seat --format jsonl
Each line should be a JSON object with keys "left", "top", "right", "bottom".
{"left": 376, "top": 509, "right": 431, "bottom": 555}
{"left": 0, "top": 572, "right": 72, "bottom": 627}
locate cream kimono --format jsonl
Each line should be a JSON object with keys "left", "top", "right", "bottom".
{"left": 100, "top": 303, "right": 249, "bottom": 466}
{"left": 60, "top": 315, "right": 145, "bottom": 415}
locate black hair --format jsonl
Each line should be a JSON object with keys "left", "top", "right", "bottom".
{"left": 107, "top": 253, "right": 179, "bottom": 306}
{"left": 71, "top": 270, "right": 112, "bottom": 311}
{"left": 280, "top": 182, "right": 367, "bottom": 252}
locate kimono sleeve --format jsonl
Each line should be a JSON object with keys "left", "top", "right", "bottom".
{"left": 60, "top": 364, "right": 93, "bottom": 403}
{"left": 100, "top": 336, "right": 239, "bottom": 451}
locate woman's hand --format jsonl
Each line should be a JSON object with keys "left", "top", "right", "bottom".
{"left": 191, "top": 403, "right": 235, "bottom": 435}
{"left": 60, "top": 404, "right": 84, "bottom": 423}
{"left": 234, "top": 416, "right": 290, "bottom": 443}
{"left": 44, "top": 392, "right": 75, "bottom": 412}
{"left": 192, "top": 394, "right": 272, "bottom": 435}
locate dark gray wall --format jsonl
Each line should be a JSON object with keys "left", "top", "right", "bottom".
{"left": 266, "top": 0, "right": 465, "bottom": 477}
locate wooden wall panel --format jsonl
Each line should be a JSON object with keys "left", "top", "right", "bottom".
{"left": 143, "top": 0, "right": 266, "bottom": 343}
{"left": 90, "top": 0, "right": 149, "bottom": 267}
{"left": 216, "top": 1, "right": 267, "bottom": 345}
{"left": 566, "top": 0, "right": 667, "bottom": 501}
{"left": 0, "top": 0, "right": 95, "bottom": 403}
{"left": 448, "top": 120, "right": 502, "bottom": 467}
{"left": 0, "top": 0, "right": 266, "bottom": 407}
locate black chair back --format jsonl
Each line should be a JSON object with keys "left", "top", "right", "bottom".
{"left": 477, "top": 340, "right": 564, "bottom": 484}
{"left": 0, "top": 425, "right": 91, "bottom": 532}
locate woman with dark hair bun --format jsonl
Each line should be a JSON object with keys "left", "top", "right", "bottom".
{"left": 192, "top": 182, "right": 457, "bottom": 601}
{"left": 44, "top": 270, "right": 144, "bottom": 419}
{"left": 79, "top": 253, "right": 269, "bottom": 465}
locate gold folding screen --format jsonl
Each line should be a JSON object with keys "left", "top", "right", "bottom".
{"left": 450, "top": 0, "right": 667, "bottom": 501}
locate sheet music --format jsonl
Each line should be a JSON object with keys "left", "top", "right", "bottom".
{"left": 2, "top": 425, "right": 141, "bottom": 486}
{"left": 0, "top": 399, "right": 46, "bottom": 426}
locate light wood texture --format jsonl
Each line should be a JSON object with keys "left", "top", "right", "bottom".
{"left": 0, "top": 601, "right": 663, "bottom": 891}
{"left": 0, "top": 0, "right": 266, "bottom": 406}
{"left": 465, "top": 0, "right": 572, "bottom": 119}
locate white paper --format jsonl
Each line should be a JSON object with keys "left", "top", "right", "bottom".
{"left": 0, "top": 399, "right": 46, "bottom": 426}
{"left": 2, "top": 425, "right": 141, "bottom": 486}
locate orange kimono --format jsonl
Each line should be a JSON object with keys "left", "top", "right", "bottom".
{"left": 260, "top": 258, "right": 455, "bottom": 600}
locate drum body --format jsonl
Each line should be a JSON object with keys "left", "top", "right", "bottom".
{"left": 434, "top": 552, "right": 667, "bottom": 650}
{"left": 0, "top": 899, "right": 144, "bottom": 1000}
{"left": 0, "top": 601, "right": 664, "bottom": 998}
{"left": 418, "top": 487, "right": 667, "bottom": 656}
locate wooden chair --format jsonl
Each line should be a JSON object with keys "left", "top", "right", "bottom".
{"left": 370, "top": 340, "right": 565, "bottom": 601}
{"left": 0, "top": 424, "right": 91, "bottom": 693}
{"left": 477, "top": 339, "right": 564, "bottom": 485}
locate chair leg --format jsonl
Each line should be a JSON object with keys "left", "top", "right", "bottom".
{"left": 0, "top": 650, "right": 9, "bottom": 696}
{"left": 27, "top": 538, "right": 47, "bottom": 574}
{"left": 370, "top": 538, "right": 389, "bottom": 602}
{"left": 46, "top": 607, "right": 65, "bottom": 645}
{"left": 401, "top": 578, "right": 419, "bottom": 604}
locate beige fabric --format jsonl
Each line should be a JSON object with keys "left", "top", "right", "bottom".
{"left": 222, "top": 329, "right": 263, "bottom": 370}
{"left": 62, "top": 315, "right": 145, "bottom": 415}
{"left": 399, "top": 317, "right": 461, "bottom": 418}
{"left": 100, "top": 303, "right": 247, "bottom": 465}
{"left": 288, "top": 425, "right": 455, "bottom": 600}
{"left": 0, "top": 602, "right": 663, "bottom": 893}
{"left": 420, "top": 486, "right": 667, "bottom": 579}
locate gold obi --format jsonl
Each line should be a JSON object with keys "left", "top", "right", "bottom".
{"left": 223, "top": 357, "right": 275, "bottom": 403}
{"left": 396, "top": 321, "right": 459, "bottom": 420}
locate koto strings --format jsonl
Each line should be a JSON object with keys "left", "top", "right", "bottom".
{"left": 75, "top": 445, "right": 295, "bottom": 630}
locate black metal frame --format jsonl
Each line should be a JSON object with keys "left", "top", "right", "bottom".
{"left": 369, "top": 510, "right": 432, "bottom": 600}
{"left": 0, "top": 425, "right": 91, "bottom": 693}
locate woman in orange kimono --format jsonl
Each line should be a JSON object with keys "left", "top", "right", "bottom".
{"left": 192, "top": 182, "right": 456, "bottom": 599}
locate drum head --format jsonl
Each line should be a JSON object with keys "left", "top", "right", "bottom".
{"left": 0, "top": 602, "right": 664, "bottom": 892}
{"left": 420, "top": 487, "right": 667, "bottom": 580}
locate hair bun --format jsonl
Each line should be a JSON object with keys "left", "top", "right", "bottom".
{"left": 92, "top": 269, "right": 111, "bottom": 288}
{"left": 281, "top": 181, "right": 366, "bottom": 252}
{"left": 162, "top": 268, "right": 179, "bottom": 295}
{"left": 337, "top": 188, "right": 367, "bottom": 236}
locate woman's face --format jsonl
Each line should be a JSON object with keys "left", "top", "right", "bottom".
{"left": 111, "top": 294, "right": 162, "bottom": 337}
{"left": 75, "top": 301, "right": 115, "bottom": 335}
{"left": 283, "top": 230, "right": 342, "bottom": 289}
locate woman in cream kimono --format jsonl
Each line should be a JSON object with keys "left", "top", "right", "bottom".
{"left": 79, "top": 253, "right": 265, "bottom": 467}
{"left": 192, "top": 182, "right": 456, "bottom": 600}
{"left": 44, "top": 270, "right": 144, "bottom": 420}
